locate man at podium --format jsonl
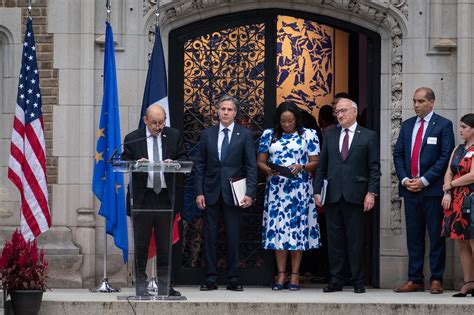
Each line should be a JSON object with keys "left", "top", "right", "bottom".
{"left": 121, "top": 103, "right": 186, "bottom": 296}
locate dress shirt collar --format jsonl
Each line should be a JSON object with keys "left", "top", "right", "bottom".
{"left": 417, "top": 111, "right": 434, "bottom": 123}
{"left": 146, "top": 126, "right": 163, "bottom": 138}
{"left": 342, "top": 122, "right": 358, "bottom": 133}
{"left": 219, "top": 122, "right": 235, "bottom": 134}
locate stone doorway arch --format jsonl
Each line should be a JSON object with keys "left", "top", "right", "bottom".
{"left": 142, "top": 0, "right": 408, "bottom": 287}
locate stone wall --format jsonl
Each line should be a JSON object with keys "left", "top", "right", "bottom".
{"left": 0, "top": 0, "right": 82, "bottom": 288}
{"left": 0, "top": 0, "right": 472, "bottom": 289}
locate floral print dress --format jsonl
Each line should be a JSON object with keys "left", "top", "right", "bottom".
{"left": 441, "top": 144, "right": 474, "bottom": 240}
{"left": 258, "top": 128, "right": 321, "bottom": 250}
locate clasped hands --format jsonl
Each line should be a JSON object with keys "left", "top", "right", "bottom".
{"left": 404, "top": 178, "right": 425, "bottom": 192}
{"left": 265, "top": 164, "right": 303, "bottom": 177}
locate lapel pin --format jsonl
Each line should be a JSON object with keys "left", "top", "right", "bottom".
{"left": 163, "top": 134, "right": 167, "bottom": 138}
{"left": 236, "top": 132, "right": 240, "bottom": 136}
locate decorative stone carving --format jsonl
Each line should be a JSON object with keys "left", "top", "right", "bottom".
{"left": 143, "top": 0, "right": 158, "bottom": 16}
{"left": 390, "top": 0, "right": 408, "bottom": 19}
{"left": 151, "top": 0, "right": 407, "bottom": 234}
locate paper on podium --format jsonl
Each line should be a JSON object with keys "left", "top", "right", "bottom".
{"left": 320, "top": 179, "right": 328, "bottom": 206}
{"left": 229, "top": 177, "right": 246, "bottom": 207}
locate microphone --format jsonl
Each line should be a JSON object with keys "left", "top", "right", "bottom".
{"left": 107, "top": 134, "right": 154, "bottom": 163}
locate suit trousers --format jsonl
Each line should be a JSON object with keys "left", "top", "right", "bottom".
{"left": 203, "top": 194, "right": 241, "bottom": 283}
{"left": 325, "top": 199, "right": 365, "bottom": 286}
{"left": 133, "top": 188, "right": 174, "bottom": 295}
{"left": 404, "top": 195, "right": 445, "bottom": 283}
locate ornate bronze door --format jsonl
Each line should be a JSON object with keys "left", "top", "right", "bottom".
{"left": 168, "top": 9, "right": 381, "bottom": 286}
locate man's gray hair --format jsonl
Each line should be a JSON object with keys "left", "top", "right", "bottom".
{"left": 338, "top": 98, "right": 358, "bottom": 110}
{"left": 217, "top": 95, "right": 239, "bottom": 111}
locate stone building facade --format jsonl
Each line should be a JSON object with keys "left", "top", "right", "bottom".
{"left": 0, "top": 0, "right": 471, "bottom": 289}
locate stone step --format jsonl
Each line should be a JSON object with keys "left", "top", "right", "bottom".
{"left": 38, "top": 288, "right": 474, "bottom": 315}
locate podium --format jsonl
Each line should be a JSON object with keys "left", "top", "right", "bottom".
{"left": 112, "top": 160, "right": 193, "bottom": 300}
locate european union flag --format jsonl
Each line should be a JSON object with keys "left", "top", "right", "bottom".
{"left": 92, "top": 22, "right": 128, "bottom": 263}
{"left": 139, "top": 25, "right": 169, "bottom": 128}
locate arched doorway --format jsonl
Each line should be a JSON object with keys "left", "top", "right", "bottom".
{"left": 168, "top": 9, "right": 381, "bottom": 287}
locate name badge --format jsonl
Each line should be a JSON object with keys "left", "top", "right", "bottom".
{"left": 427, "top": 137, "right": 437, "bottom": 145}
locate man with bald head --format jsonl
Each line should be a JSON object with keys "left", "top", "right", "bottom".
{"left": 314, "top": 98, "right": 380, "bottom": 293}
{"left": 122, "top": 103, "right": 186, "bottom": 297}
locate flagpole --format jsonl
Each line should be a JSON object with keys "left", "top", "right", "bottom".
{"left": 90, "top": 0, "right": 120, "bottom": 293}
{"left": 147, "top": 2, "right": 160, "bottom": 293}
{"left": 27, "top": 0, "right": 32, "bottom": 18}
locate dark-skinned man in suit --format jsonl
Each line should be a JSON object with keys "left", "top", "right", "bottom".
{"left": 193, "top": 95, "right": 257, "bottom": 292}
{"left": 314, "top": 98, "right": 380, "bottom": 294}
{"left": 122, "top": 103, "right": 186, "bottom": 297}
{"left": 393, "top": 87, "right": 454, "bottom": 294}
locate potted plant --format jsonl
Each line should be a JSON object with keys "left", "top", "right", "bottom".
{"left": 0, "top": 230, "right": 47, "bottom": 315}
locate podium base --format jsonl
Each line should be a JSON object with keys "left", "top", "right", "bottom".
{"left": 89, "top": 278, "right": 121, "bottom": 293}
{"left": 117, "top": 295, "right": 187, "bottom": 301}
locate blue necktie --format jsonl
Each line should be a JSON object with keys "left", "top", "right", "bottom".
{"left": 221, "top": 128, "right": 229, "bottom": 161}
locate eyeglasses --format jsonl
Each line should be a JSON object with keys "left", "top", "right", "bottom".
{"left": 333, "top": 108, "right": 352, "bottom": 115}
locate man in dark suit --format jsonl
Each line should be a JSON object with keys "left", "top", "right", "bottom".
{"left": 121, "top": 103, "right": 186, "bottom": 296}
{"left": 393, "top": 87, "right": 454, "bottom": 294}
{"left": 314, "top": 98, "right": 380, "bottom": 293}
{"left": 193, "top": 95, "right": 257, "bottom": 291}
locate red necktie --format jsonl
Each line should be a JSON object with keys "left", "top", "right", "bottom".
{"left": 341, "top": 129, "right": 349, "bottom": 161}
{"left": 411, "top": 119, "right": 425, "bottom": 177}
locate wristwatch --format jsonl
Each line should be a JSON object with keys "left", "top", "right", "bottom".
{"left": 368, "top": 191, "right": 377, "bottom": 196}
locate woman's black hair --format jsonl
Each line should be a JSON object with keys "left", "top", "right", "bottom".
{"left": 460, "top": 113, "right": 474, "bottom": 128}
{"left": 272, "top": 101, "right": 304, "bottom": 140}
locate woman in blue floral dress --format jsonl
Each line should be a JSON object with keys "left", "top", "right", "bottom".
{"left": 257, "top": 102, "right": 321, "bottom": 291}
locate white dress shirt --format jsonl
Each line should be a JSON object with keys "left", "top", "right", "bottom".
{"left": 339, "top": 122, "right": 358, "bottom": 153}
{"left": 401, "top": 111, "right": 434, "bottom": 187}
{"left": 218, "top": 122, "right": 235, "bottom": 161}
{"left": 146, "top": 127, "right": 166, "bottom": 189}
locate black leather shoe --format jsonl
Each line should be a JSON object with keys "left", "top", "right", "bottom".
{"left": 200, "top": 281, "right": 218, "bottom": 291}
{"left": 323, "top": 282, "right": 343, "bottom": 293}
{"left": 169, "top": 287, "right": 181, "bottom": 296}
{"left": 226, "top": 282, "right": 244, "bottom": 291}
{"left": 353, "top": 285, "right": 366, "bottom": 293}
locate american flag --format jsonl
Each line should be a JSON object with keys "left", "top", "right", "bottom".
{"left": 8, "top": 17, "right": 51, "bottom": 241}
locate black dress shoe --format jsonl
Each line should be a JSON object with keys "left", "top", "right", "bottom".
{"left": 353, "top": 286, "right": 366, "bottom": 293}
{"left": 200, "top": 281, "right": 218, "bottom": 291}
{"left": 169, "top": 287, "right": 181, "bottom": 296}
{"left": 323, "top": 283, "right": 343, "bottom": 293}
{"left": 226, "top": 282, "right": 244, "bottom": 291}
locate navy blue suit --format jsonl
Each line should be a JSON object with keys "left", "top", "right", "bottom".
{"left": 393, "top": 113, "right": 454, "bottom": 283}
{"left": 193, "top": 124, "right": 257, "bottom": 283}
